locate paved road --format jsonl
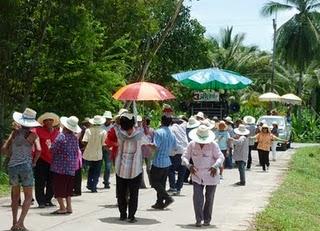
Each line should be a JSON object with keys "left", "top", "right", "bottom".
{"left": 0, "top": 143, "right": 317, "bottom": 231}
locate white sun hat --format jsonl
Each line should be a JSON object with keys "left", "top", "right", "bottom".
{"left": 187, "top": 116, "right": 201, "bottom": 129}
{"left": 234, "top": 124, "right": 250, "bottom": 136}
{"left": 136, "top": 115, "right": 142, "bottom": 122}
{"left": 195, "top": 111, "right": 205, "bottom": 120}
{"left": 243, "top": 115, "right": 256, "bottom": 125}
{"left": 188, "top": 125, "right": 216, "bottom": 144}
{"left": 201, "top": 119, "right": 215, "bottom": 130}
{"left": 224, "top": 116, "right": 233, "bottom": 124}
{"left": 89, "top": 115, "right": 106, "bottom": 125}
{"left": 37, "top": 112, "right": 60, "bottom": 127}
{"left": 102, "top": 111, "right": 113, "bottom": 119}
{"left": 13, "top": 108, "right": 41, "bottom": 128}
{"left": 60, "top": 116, "right": 81, "bottom": 133}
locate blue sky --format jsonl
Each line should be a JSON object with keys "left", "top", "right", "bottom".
{"left": 187, "top": 0, "right": 297, "bottom": 51}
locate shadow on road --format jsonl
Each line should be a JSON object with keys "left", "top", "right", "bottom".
{"left": 176, "top": 224, "right": 218, "bottom": 229}
{"left": 99, "top": 204, "right": 118, "bottom": 209}
{"left": 99, "top": 217, "right": 160, "bottom": 225}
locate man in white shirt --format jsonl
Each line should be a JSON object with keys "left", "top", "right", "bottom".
{"left": 82, "top": 115, "right": 107, "bottom": 192}
{"left": 168, "top": 118, "right": 188, "bottom": 196}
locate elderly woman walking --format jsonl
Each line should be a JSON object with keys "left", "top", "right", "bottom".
{"left": 114, "top": 112, "right": 147, "bottom": 223}
{"left": 253, "top": 124, "right": 287, "bottom": 172}
{"left": 182, "top": 125, "right": 224, "bottom": 227}
{"left": 50, "top": 116, "right": 81, "bottom": 214}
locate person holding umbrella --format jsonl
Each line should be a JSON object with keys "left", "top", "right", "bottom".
{"left": 182, "top": 125, "right": 224, "bottom": 227}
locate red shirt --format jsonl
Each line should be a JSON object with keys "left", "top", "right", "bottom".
{"left": 105, "top": 127, "right": 118, "bottom": 162}
{"left": 35, "top": 127, "right": 60, "bottom": 164}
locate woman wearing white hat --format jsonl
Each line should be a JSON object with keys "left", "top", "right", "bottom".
{"left": 243, "top": 116, "right": 256, "bottom": 170}
{"left": 50, "top": 116, "right": 81, "bottom": 215}
{"left": 229, "top": 124, "right": 250, "bottom": 185}
{"left": 1, "top": 108, "right": 41, "bottom": 231}
{"left": 182, "top": 125, "right": 224, "bottom": 227}
{"left": 252, "top": 124, "right": 287, "bottom": 172}
{"left": 82, "top": 115, "right": 107, "bottom": 193}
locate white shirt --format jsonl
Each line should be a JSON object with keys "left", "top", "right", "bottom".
{"left": 82, "top": 126, "right": 107, "bottom": 161}
{"left": 170, "top": 123, "right": 188, "bottom": 156}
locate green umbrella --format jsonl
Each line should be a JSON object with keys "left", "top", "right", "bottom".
{"left": 172, "top": 68, "right": 252, "bottom": 90}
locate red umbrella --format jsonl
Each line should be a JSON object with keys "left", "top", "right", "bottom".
{"left": 113, "top": 81, "right": 175, "bottom": 101}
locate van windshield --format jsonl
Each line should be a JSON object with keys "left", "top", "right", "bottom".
{"left": 258, "top": 117, "right": 285, "bottom": 127}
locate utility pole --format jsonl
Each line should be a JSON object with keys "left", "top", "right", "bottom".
{"left": 271, "top": 16, "right": 277, "bottom": 92}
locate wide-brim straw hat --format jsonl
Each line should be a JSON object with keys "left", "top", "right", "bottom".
{"left": 60, "top": 116, "right": 81, "bottom": 133}
{"left": 102, "top": 111, "right": 113, "bottom": 119}
{"left": 243, "top": 115, "right": 256, "bottom": 125}
{"left": 224, "top": 116, "right": 233, "bottom": 124}
{"left": 13, "top": 108, "right": 41, "bottom": 128}
{"left": 187, "top": 116, "right": 201, "bottom": 129}
{"left": 234, "top": 124, "right": 250, "bottom": 136}
{"left": 37, "top": 112, "right": 60, "bottom": 127}
{"left": 189, "top": 125, "right": 216, "bottom": 144}
{"left": 195, "top": 111, "right": 204, "bottom": 120}
{"left": 201, "top": 119, "right": 215, "bottom": 130}
{"left": 114, "top": 108, "right": 128, "bottom": 120}
{"left": 89, "top": 115, "right": 106, "bottom": 125}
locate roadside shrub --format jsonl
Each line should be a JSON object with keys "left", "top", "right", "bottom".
{"left": 291, "top": 109, "right": 320, "bottom": 143}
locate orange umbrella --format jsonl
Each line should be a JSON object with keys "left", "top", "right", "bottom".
{"left": 113, "top": 81, "right": 175, "bottom": 101}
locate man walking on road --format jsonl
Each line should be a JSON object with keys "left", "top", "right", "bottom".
{"left": 150, "top": 115, "right": 177, "bottom": 209}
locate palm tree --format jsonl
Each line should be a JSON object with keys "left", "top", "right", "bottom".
{"left": 261, "top": 0, "right": 320, "bottom": 97}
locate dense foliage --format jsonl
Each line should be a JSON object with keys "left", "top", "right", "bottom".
{"left": 0, "top": 0, "right": 319, "bottom": 146}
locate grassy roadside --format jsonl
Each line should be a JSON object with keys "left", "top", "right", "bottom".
{"left": 0, "top": 171, "right": 9, "bottom": 197}
{"left": 253, "top": 146, "right": 320, "bottom": 231}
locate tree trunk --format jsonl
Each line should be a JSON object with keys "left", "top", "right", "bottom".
{"left": 138, "top": 0, "right": 184, "bottom": 81}
{"left": 296, "top": 71, "right": 303, "bottom": 97}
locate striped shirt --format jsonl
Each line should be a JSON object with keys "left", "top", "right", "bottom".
{"left": 152, "top": 126, "right": 177, "bottom": 168}
{"left": 114, "top": 127, "right": 146, "bottom": 179}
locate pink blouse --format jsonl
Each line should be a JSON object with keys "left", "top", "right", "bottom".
{"left": 182, "top": 141, "right": 225, "bottom": 185}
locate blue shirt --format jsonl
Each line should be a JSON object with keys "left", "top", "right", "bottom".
{"left": 152, "top": 126, "right": 177, "bottom": 168}
{"left": 215, "top": 130, "right": 230, "bottom": 151}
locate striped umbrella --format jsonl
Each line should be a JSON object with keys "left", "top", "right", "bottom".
{"left": 112, "top": 81, "right": 175, "bottom": 101}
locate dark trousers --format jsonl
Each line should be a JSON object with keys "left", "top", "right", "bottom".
{"left": 225, "top": 148, "right": 233, "bottom": 168}
{"left": 35, "top": 158, "right": 54, "bottom": 206}
{"left": 86, "top": 160, "right": 102, "bottom": 191}
{"left": 150, "top": 165, "right": 170, "bottom": 205}
{"left": 258, "top": 149, "right": 270, "bottom": 171}
{"left": 116, "top": 174, "right": 142, "bottom": 219}
{"left": 236, "top": 161, "right": 246, "bottom": 183}
{"left": 73, "top": 168, "right": 82, "bottom": 195}
{"left": 168, "top": 155, "right": 186, "bottom": 191}
{"left": 246, "top": 146, "right": 253, "bottom": 169}
{"left": 102, "top": 150, "right": 112, "bottom": 187}
{"left": 193, "top": 182, "right": 217, "bottom": 223}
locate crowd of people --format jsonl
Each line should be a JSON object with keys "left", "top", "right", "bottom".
{"left": 1, "top": 105, "right": 287, "bottom": 230}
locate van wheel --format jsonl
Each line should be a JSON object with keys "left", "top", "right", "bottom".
{"left": 280, "top": 143, "right": 287, "bottom": 151}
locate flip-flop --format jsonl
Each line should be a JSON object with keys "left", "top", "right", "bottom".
{"left": 66, "top": 211, "right": 73, "bottom": 214}
{"left": 50, "top": 210, "right": 67, "bottom": 215}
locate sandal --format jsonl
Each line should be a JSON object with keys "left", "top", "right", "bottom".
{"left": 50, "top": 210, "right": 67, "bottom": 215}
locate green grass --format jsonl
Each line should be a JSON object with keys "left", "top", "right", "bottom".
{"left": 254, "top": 146, "right": 320, "bottom": 231}
{"left": 0, "top": 171, "right": 9, "bottom": 197}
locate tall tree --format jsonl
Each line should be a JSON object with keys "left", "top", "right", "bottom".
{"left": 261, "top": 0, "right": 320, "bottom": 97}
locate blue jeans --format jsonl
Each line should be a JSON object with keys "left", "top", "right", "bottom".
{"left": 103, "top": 150, "right": 112, "bottom": 187}
{"left": 168, "top": 155, "right": 187, "bottom": 191}
{"left": 236, "top": 161, "right": 246, "bottom": 184}
{"left": 86, "top": 160, "right": 102, "bottom": 191}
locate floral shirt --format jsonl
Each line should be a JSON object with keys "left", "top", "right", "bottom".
{"left": 50, "top": 132, "right": 79, "bottom": 176}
